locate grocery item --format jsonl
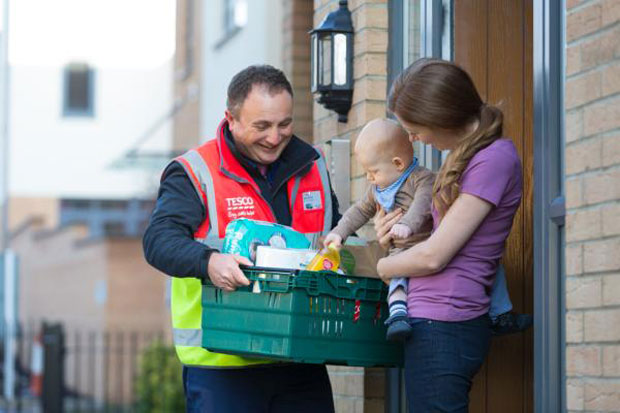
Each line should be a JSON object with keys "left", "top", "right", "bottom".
{"left": 222, "top": 218, "right": 311, "bottom": 262}
{"left": 305, "top": 243, "right": 341, "bottom": 272}
{"left": 255, "top": 246, "right": 317, "bottom": 270}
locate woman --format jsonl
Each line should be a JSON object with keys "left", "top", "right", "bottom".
{"left": 376, "top": 58, "right": 523, "bottom": 411}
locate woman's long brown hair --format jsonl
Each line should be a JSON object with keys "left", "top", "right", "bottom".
{"left": 388, "top": 58, "right": 503, "bottom": 218}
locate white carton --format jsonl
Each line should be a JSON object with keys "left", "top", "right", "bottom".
{"left": 255, "top": 246, "right": 318, "bottom": 270}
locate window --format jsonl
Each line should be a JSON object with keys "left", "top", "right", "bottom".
{"left": 390, "top": 0, "right": 453, "bottom": 172}
{"left": 103, "top": 221, "right": 126, "bottom": 237}
{"left": 60, "top": 198, "right": 153, "bottom": 238}
{"left": 223, "top": 0, "right": 247, "bottom": 35}
{"left": 63, "top": 63, "right": 95, "bottom": 117}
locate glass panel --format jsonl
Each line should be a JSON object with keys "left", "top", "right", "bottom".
{"left": 403, "top": 0, "right": 453, "bottom": 172}
{"left": 407, "top": 0, "right": 422, "bottom": 66}
{"left": 333, "top": 33, "right": 347, "bottom": 86}
{"left": 319, "top": 35, "right": 332, "bottom": 86}
{"left": 311, "top": 35, "right": 318, "bottom": 91}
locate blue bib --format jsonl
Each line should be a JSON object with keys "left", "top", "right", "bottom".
{"left": 374, "top": 158, "right": 418, "bottom": 212}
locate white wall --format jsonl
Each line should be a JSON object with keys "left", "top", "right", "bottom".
{"left": 8, "top": 0, "right": 176, "bottom": 199}
{"left": 200, "top": 0, "right": 283, "bottom": 140}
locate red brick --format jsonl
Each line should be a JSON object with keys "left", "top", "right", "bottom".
{"left": 565, "top": 138, "right": 602, "bottom": 175}
{"left": 566, "top": 276, "right": 602, "bottom": 309}
{"left": 584, "top": 238, "right": 620, "bottom": 273}
{"left": 566, "top": 345, "right": 602, "bottom": 375}
{"left": 567, "top": 3, "right": 602, "bottom": 43}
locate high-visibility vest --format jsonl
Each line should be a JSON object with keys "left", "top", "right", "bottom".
{"left": 169, "top": 119, "right": 333, "bottom": 367}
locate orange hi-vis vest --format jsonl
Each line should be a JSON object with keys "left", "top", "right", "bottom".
{"left": 170, "top": 119, "right": 333, "bottom": 367}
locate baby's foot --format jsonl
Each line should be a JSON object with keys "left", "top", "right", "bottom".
{"left": 385, "top": 314, "right": 412, "bottom": 341}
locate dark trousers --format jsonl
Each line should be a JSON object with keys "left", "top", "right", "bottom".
{"left": 182, "top": 363, "right": 335, "bottom": 413}
{"left": 404, "top": 314, "right": 492, "bottom": 413}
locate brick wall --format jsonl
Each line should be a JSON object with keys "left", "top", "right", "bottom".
{"left": 314, "top": 0, "right": 388, "bottom": 238}
{"left": 282, "top": 0, "right": 314, "bottom": 141}
{"left": 564, "top": 1, "right": 620, "bottom": 411}
{"left": 173, "top": 0, "right": 202, "bottom": 151}
{"left": 313, "top": 1, "right": 389, "bottom": 411}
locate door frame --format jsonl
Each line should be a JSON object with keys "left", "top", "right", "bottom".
{"left": 533, "top": 0, "right": 566, "bottom": 411}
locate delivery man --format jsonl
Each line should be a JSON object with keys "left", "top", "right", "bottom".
{"left": 143, "top": 65, "right": 341, "bottom": 412}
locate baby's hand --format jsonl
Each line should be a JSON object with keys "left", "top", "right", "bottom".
{"left": 323, "top": 233, "right": 343, "bottom": 249}
{"left": 390, "top": 223, "right": 412, "bottom": 239}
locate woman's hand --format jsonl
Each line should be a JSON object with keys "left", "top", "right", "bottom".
{"left": 376, "top": 193, "right": 494, "bottom": 279}
{"left": 373, "top": 207, "right": 403, "bottom": 249}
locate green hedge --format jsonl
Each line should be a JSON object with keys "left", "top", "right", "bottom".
{"left": 135, "top": 341, "right": 185, "bottom": 413}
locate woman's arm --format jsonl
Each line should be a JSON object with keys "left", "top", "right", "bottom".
{"left": 377, "top": 193, "right": 493, "bottom": 280}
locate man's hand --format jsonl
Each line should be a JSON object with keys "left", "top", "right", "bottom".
{"left": 390, "top": 223, "right": 412, "bottom": 239}
{"left": 323, "top": 233, "right": 343, "bottom": 249}
{"left": 373, "top": 208, "right": 403, "bottom": 249}
{"left": 207, "top": 253, "right": 252, "bottom": 292}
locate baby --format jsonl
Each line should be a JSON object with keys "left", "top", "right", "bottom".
{"left": 324, "top": 118, "right": 434, "bottom": 341}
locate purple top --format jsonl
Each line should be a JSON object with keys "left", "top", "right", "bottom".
{"left": 407, "top": 139, "right": 523, "bottom": 321}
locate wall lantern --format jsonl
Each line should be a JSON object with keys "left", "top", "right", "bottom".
{"left": 310, "top": 0, "right": 354, "bottom": 123}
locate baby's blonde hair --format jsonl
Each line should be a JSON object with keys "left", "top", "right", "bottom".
{"left": 354, "top": 118, "right": 413, "bottom": 163}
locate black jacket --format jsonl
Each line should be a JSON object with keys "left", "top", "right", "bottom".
{"left": 143, "top": 126, "right": 341, "bottom": 278}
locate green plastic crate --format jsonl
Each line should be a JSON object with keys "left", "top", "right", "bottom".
{"left": 201, "top": 267, "right": 404, "bottom": 367}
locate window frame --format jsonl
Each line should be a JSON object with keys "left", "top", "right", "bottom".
{"left": 62, "top": 63, "right": 95, "bottom": 118}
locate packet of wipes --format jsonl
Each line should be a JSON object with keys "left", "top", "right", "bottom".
{"left": 222, "top": 218, "right": 311, "bottom": 263}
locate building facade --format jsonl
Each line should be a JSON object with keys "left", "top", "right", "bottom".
{"left": 564, "top": 0, "right": 620, "bottom": 411}
{"left": 307, "top": 0, "right": 619, "bottom": 412}
{"left": 8, "top": 0, "right": 175, "bottom": 200}
{"left": 168, "top": 0, "right": 619, "bottom": 411}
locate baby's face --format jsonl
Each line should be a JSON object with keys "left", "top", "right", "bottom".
{"left": 357, "top": 150, "right": 403, "bottom": 189}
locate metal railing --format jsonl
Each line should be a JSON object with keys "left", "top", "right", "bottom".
{"left": 0, "top": 322, "right": 175, "bottom": 412}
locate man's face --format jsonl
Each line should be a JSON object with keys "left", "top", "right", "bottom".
{"left": 226, "top": 86, "right": 294, "bottom": 165}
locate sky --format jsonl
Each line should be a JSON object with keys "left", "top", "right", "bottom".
{"left": 9, "top": 0, "right": 176, "bottom": 69}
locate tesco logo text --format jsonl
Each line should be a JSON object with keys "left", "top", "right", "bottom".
{"left": 226, "top": 197, "right": 254, "bottom": 208}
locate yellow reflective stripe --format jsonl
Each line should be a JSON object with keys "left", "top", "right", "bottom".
{"left": 315, "top": 150, "right": 333, "bottom": 235}
{"left": 175, "top": 346, "right": 274, "bottom": 368}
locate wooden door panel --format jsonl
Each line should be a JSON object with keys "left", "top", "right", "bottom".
{"left": 487, "top": 0, "right": 526, "bottom": 410}
{"left": 453, "top": 1, "right": 534, "bottom": 412}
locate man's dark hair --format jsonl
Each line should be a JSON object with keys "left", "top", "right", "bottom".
{"left": 226, "top": 65, "right": 294, "bottom": 116}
